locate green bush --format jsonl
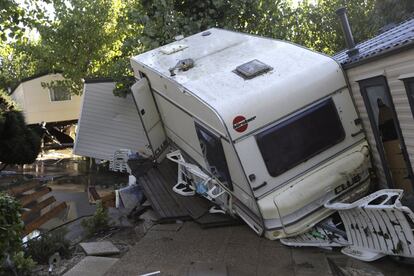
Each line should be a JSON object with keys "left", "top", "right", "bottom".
{"left": 0, "top": 193, "right": 35, "bottom": 276}
{"left": 81, "top": 200, "right": 110, "bottom": 237}
{"left": 26, "top": 228, "right": 71, "bottom": 264}
{"left": 0, "top": 89, "right": 41, "bottom": 170}
{"left": 0, "top": 110, "right": 41, "bottom": 167}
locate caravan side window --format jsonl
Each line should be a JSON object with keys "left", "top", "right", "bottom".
{"left": 49, "top": 86, "right": 71, "bottom": 101}
{"left": 256, "top": 98, "right": 345, "bottom": 177}
{"left": 403, "top": 78, "right": 414, "bottom": 119}
{"left": 195, "top": 123, "right": 233, "bottom": 190}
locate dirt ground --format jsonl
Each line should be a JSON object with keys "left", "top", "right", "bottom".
{"left": 105, "top": 221, "right": 413, "bottom": 276}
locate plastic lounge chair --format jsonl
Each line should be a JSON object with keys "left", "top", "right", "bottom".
{"left": 325, "top": 189, "right": 414, "bottom": 261}
{"left": 166, "top": 150, "right": 226, "bottom": 200}
{"left": 109, "top": 149, "right": 132, "bottom": 173}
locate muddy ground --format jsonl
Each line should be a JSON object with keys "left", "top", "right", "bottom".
{"left": 1, "top": 149, "right": 413, "bottom": 275}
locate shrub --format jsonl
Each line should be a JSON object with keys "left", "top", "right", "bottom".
{"left": 0, "top": 193, "right": 35, "bottom": 275}
{"left": 26, "top": 228, "right": 71, "bottom": 264}
{"left": 0, "top": 90, "right": 41, "bottom": 170}
{"left": 81, "top": 200, "right": 111, "bottom": 237}
{"left": 0, "top": 110, "right": 41, "bottom": 167}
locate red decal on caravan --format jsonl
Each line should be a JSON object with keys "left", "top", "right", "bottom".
{"left": 233, "top": 115, "right": 248, "bottom": 133}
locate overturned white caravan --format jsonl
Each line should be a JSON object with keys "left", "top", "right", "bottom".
{"left": 128, "top": 28, "right": 372, "bottom": 239}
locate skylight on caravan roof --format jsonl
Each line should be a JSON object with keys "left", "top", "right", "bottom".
{"left": 234, "top": 59, "right": 272, "bottom": 79}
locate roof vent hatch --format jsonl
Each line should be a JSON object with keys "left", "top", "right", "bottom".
{"left": 234, "top": 59, "right": 273, "bottom": 80}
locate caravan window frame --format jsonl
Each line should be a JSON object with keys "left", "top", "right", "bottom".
{"left": 403, "top": 77, "right": 414, "bottom": 120}
{"left": 359, "top": 75, "right": 414, "bottom": 188}
{"left": 48, "top": 86, "right": 72, "bottom": 102}
{"left": 255, "top": 98, "right": 346, "bottom": 177}
{"left": 194, "top": 122, "right": 233, "bottom": 190}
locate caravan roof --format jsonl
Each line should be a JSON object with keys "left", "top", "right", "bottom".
{"left": 132, "top": 28, "right": 346, "bottom": 140}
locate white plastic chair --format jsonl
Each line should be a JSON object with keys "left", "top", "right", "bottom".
{"left": 325, "top": 189, "right": 414, "bottom": 261}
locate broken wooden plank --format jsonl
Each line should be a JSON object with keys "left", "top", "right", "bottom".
{"left": 88, "top": 186, "right": 101, "bottom": 202}
{"left": 100, "top": 192, "right": 115, "bottom": 208}
{"left": 18, "top": 186, "right": 51, "bottom": 207}
{"left": 21, "top": 196, "right": 56, "bottom": 222}
{"left": 23, "top": 202, "right": 67, "bottom": 236}
{"left": 7, "top": 181, "right": 42, "bottom": 197}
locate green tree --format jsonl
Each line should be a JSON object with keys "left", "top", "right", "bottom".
{"left": 0, "top": 90, "right": 41, "bottom": 171}
{"left": 0, "top": 40, "right": 50, "bottom": 91}
{"left": 27, "top": 0, "right": 130, "bottom": 94}
{"left": 0, "top": 0, "right": 26, "bottom": 41}
{"left": 374, "top": 0, "right": 414, "bottom": 26}
{"left": 2, "top": 0, "right": 413, "bottom": 95}
{"left": 287, "top": 0, "right": 378, "bottom": 55}
{"left": 132, "top": 0, "right": 292, "bottom": 50}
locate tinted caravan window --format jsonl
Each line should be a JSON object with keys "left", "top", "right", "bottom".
{"left": 195, "top": 123, "right": 233, "bottom": 190}
{"left": 256, "top": 98, "right": 345, "bottom": 177}
{"left": 403, "top": 78, "right": 414, "bottom": 119}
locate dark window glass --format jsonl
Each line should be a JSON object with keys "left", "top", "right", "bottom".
{"left": 195, "top": 123, "right": 233, "bottom": 189}
{"left": 256, "top": 98, "right": 345, "bottom": 177}
{"left": 404, "top": 78, "right": 414, "bottom": 119}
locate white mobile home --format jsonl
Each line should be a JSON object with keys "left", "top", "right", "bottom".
{"left": 11, "top": 73, "right": 82, "bottom": 125}
{"left": 73, "top": 79, "right": 151, "bottom": 161}
{"left": 334, "top": 15, "right": 414, "bottom": 195}
{"left": 129, "top": 28, "right": 372, "bottom": 239}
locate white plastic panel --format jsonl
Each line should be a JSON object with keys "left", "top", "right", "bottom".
{"left": 131, "top": 78, "right": 167, "bottom": 156}
{"left": 74, "top": 82, "right": 149, "bottom": 160}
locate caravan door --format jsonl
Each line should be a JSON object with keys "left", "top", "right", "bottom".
{"left": 131, "top": 78, "right": 167, "bottom": 157}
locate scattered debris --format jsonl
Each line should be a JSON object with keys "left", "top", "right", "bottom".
{"left": 117, "top": 184, "right": 144, "bottom": 209}
{"left": 48, "top": 252, "right": 61, "bottom": 275}
{"left": 151, "top": 222, "right": 183, "bottom": 232}
{"left": 281, "top": 218, "right": 348, "bottom": 249}
{"left": 139, "top": 271, "right": 161, "bottom": 276}
{"left": 79, "top": 241, "right": 120, "bottom": 256}
{"left": 327, "top": 257, "right": 384, "bottom": 276}
{"left": 137, "top": 158, "right": 241, "bottom": 228}
{"left": 168, "top": 58, "right": 194, "bottom": 76}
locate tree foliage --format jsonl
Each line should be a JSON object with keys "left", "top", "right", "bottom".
{"left": 0, "top": 193, "right": 36, "bottom": 275}
{"left": 133, "top": 0, "right": 293, "bottom": 50}
{"left": 287, "top": 0, "right": 378, "bottom": 55}
{"left": 1, "top": 0, "right": 413, "bottom": 94}
{"left": 0, "top": 0, "right": 27, "bottom": 41}
{"left": 29, "top": 0, "right": 132, "bottom": 94}
{"left": 374, "top": 0, "right": 414, "bottom": 26}
{"left": 0, "top": 91, "right": 41, "bottom": 169}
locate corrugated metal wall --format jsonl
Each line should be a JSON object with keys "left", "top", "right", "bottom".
{"left": 345, "top": 48, "right": 414, "bottom": 188}
{"left": 73, "top": 82, "right": 148, "bottom": 160}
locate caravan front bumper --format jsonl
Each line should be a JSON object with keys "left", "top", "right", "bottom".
{"left": 257, "top": 143, "right": 372, "bottom": 240}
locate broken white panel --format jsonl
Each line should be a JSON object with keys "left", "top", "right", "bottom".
{"left": 74, "top": 81, "right": 149, "bottom": 161}
{"left": 325, "top": 189, "right": 414, "bottom": 262}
